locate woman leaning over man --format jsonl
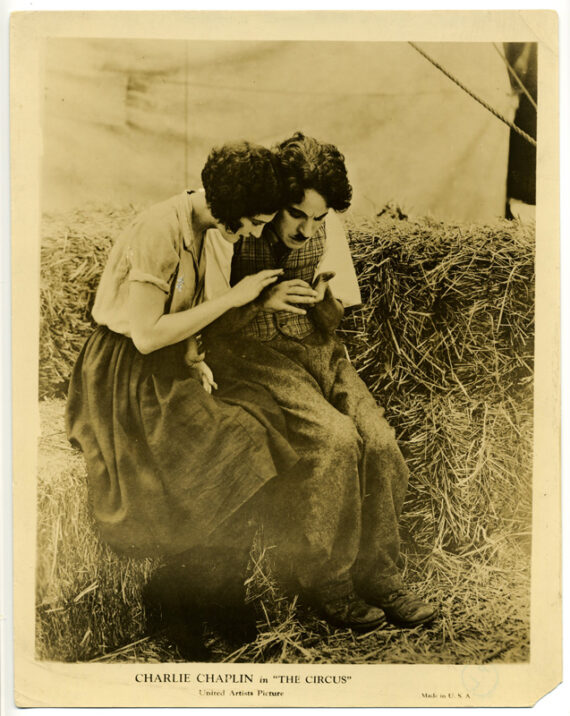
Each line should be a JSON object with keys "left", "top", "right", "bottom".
{"left": 66, "top": 142, "right": 300, "bottom": 653}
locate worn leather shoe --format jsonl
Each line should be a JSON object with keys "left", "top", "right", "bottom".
{"left": 314, "top": 576, "right": 387, "bottom": 632}
{"left": 370, "top": 588, "right": 438, "bottom": 627}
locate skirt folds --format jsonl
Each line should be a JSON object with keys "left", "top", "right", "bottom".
{"left": 66, "top": 326, "right": 298, "bottom": 557}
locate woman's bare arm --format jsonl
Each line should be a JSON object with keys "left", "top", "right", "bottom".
{"left": 129, "top": 269, "right": 282, "bottom": 354}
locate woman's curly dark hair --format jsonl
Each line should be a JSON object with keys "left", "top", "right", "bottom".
{"left": 274, "top": 132, "right": 352, "bottom": 212}
{"left": 201, "top": 141, "right": 284, "bottom": 233}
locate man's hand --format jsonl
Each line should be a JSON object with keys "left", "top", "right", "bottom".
{"left": 261, "top": 279, "right": 318, "bottom": 315}
{"left": 312, "top": 271, "right": 336, "bottom": 302}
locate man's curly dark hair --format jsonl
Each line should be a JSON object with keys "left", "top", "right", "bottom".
{"left": 201, "top": 141, "right": 284, "bottom": 233}
{"left": 274, "top": 132, "right": 352, "bottom": 212}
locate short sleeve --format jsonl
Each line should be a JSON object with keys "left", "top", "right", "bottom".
{"left": 126, "top": 210, "right": 181, "bottom": 294}
{"left": 317, "top": 212, "right": 362, "bottom": 307}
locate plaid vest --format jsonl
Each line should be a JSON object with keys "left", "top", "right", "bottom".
{"left": 231, "top": 225, "right": 326, "bottom": 341}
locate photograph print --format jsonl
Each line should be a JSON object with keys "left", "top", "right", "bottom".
{"left": 11, "top": 9, "right": 560, "bottom": 709}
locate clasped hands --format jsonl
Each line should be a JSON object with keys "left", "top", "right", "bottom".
{"left": 189, "top": 271, "right": 336, "bottom": 393}
{"left": 261, "top": 271, "right": 336, "bottom": 315}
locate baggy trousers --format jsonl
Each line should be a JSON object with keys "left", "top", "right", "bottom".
{"left": 206, "top": 330, "right": 410, "bottom": 595}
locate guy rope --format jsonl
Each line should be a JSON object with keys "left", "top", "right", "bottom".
{"left": 408, "top": 41, "right": 537, "bottom": 148}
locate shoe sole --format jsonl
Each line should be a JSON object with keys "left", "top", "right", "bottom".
{"left": 384, "top": 609, "right": 438, "bottom": 628}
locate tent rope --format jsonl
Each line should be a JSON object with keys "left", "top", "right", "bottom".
{"left": 408, "top": 41, "right": 537, "bottom": 148}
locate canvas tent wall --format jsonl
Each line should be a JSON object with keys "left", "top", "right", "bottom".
{"left": 42, "top": 39, "right": 518, "bottom": 222}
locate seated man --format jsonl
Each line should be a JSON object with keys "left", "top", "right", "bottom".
{"left": 204, "top": 132, "right": 437, "bottom": 632}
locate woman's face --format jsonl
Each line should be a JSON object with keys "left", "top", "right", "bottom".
{"left": 219, "top": 213, "right": 277, "bottom": 244}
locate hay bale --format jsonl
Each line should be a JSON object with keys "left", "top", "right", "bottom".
{"left": 339, "top": 215, "right": 534, "bottom": 554}
{"left": 394, "top": 393, "right": 532, "bottom": 553}
{"left": 36, "top": 399, "right": 157, "bottom": 661}
{"left": 342, "top": 215, "right": 534, "bottom": 402}
{"left": 40, "top": 205, "right": 139, "bottom": 398}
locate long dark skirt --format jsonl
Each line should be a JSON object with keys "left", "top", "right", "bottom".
{"left": 66, "top": 326, "right": 298, "bottom": 557}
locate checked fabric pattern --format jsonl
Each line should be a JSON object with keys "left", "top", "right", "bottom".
{"left": 231, "top": 225, "right": 326, "bottom": 341}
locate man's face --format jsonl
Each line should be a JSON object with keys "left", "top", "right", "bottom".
{"left": 272, "top": 189, "right": 329, "bottom": 250}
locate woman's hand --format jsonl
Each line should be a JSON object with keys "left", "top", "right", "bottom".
{"left": 192, "top": 360, "right": 218, "bottom": 394}
{"left": 261, "top": 279, "right": 319, "bottom": 315}
{"left": 229, "top": 269, "right": 284, "bottom": 307}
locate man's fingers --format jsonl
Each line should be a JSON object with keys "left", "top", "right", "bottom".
{"left": 283, "top": 295, "right": 318, "bottom": 304}
{"left": 317, "top": 271, "right": 336, "bottom": 283}
{"left": 282, "top": 307, "right": 307, "bottom": 315}
{"left": 284, "top": 279, "right": 313, "bottom": 289}
{"left": 275, "top": 302, "right": 306, "bottom": 315}
{"left": 284, "top": 287, "right": 318, "bottom": 297}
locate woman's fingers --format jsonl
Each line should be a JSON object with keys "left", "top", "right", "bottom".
{"left": 194, "top": 360, "right": 217, "bottom": 393}
{"left": 262, "top": 275, "right": 280, "bottom": 286}
{"left": 257, "top": 268, "right": 284, "bottom": 280}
